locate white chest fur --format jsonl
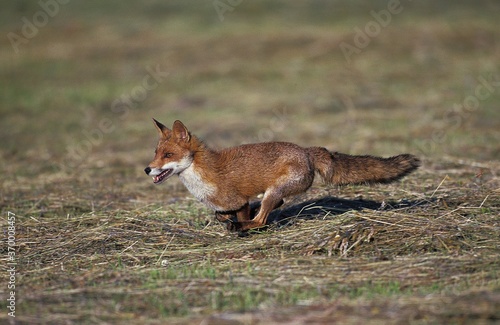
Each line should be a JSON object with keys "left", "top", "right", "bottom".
{"left": 178, "top": 164, "right": 221, "bottom": 211}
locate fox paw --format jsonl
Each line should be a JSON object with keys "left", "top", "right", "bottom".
{"left": 227, "top": 222, "right": 250, "bottom": 237}
{"left": 226, "top": 221, "right": 243, "bottom": 232}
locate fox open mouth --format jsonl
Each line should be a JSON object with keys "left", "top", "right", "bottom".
{"left": 153, "top": 169, "right": 173, "bottom": 184}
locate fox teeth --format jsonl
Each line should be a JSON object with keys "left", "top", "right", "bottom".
{"left": 153, "top": 169, "right": 172, "bottom": 184}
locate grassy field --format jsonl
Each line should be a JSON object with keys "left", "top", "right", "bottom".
{"left": 1, "top": 1, "right": 499, "bottom": 324}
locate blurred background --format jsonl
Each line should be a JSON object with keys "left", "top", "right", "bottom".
{"left": 0, "top": 0, "right": 498, "bottom": 181}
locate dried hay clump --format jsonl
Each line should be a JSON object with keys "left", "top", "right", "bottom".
{"left": 272, "top": 189, "right": 498, "bottom": 259}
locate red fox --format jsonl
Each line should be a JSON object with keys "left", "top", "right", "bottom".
{"left": 145, "top": 120, "right": 420, "bottom": 232}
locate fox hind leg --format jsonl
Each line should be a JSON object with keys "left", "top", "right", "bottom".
{"left": 240, "top": 166, "right": 314, "bottom": 232}
{"left": 249, "top": 199, "right": 284, "bottom": 218}
{"left": 239, "top": 191, "right": 285, "bottom": 231}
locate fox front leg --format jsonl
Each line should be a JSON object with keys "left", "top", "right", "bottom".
{"left": 215, "top": 211, "right": 236, "bottom": 231}
{"left": 215, "top": 203, "right": 251, "bottom": 232}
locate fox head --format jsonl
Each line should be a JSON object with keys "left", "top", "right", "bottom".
{"left": 144, "top": 119, "right": 194, "bottom": 185}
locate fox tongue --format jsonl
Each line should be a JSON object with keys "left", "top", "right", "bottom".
{"left": 153, "top": 169, "right": 172, "bottom": 184}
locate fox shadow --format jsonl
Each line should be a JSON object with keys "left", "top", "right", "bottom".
{"left": 250, "top": 196, "right": 428, "bottom": 230}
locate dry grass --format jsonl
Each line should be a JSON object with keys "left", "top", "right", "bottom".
{"left": 1, "top": 1, "right": 499, "bottom": 324}
{"left": 2, "top": 159, "right": 498, "bottom": 324}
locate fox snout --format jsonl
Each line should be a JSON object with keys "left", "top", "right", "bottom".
{"left": 145, "top": 165, "right": 175, "bottom": 184}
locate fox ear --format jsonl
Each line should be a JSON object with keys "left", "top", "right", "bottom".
{"left": 172, "top": 120, "right": 190, "bottom": 142}
{"left": 153, "top": 118, "right": 171, "bottom": 138}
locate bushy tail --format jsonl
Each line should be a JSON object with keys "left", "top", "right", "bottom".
{"left": 307, "top": 147, "right": 420, "bottom": 186}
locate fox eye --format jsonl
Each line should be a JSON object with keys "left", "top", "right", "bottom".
{"left": 164, "top": 153, "right": 173, "bottom": 158}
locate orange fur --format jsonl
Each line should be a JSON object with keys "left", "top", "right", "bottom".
{"left": 145, "top": 120, "right": 420, "bottom": 232}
